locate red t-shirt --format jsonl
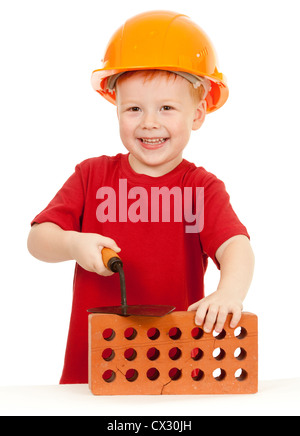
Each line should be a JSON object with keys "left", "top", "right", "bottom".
{"left": 31, "top": 153, "right": 249, "bottom": 384}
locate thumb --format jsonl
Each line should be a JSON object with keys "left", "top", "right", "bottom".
{"left": 99, "top": 236, "right": 121, "bottom": 253}
{"left": 187, "top": 301, "right": 200, "bottom": 312}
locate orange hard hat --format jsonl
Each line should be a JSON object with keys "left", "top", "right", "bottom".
{"left": 91, "top": 10, "right": 229, "bottom": 113}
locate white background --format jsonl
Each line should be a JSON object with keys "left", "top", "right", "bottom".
{"left": 0, "top": 0, "right": 299, "bottom": 387}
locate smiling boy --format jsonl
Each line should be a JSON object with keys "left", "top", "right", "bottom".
{"left": 116, "top": 70, "right": 206, "bottom": 176}
{"left": 27, "top": 11, "right": 254, "bottom": 384}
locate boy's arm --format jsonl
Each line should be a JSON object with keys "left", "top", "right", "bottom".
{"left": 188, "top": 235, "right": 254, "bottom": 333}
{"left": 27, "top": 222, "right": 121, "bottom": 276}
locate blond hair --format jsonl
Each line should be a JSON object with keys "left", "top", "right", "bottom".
{"left": 115, "top": 70, "right": 206, "bottom": 104}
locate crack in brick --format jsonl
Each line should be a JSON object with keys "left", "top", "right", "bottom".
{"left": 160, "top": 368, "right": 182, "bottom": 395}
{"left": 160, "top": 379, "right": 172, "bottom": 395}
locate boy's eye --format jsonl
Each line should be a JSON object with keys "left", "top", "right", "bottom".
{"left": 161, "top": 106, "right": 173, "bottom": 111}
{"left": 129, "top": 107, "right": 141, "bottom": 112}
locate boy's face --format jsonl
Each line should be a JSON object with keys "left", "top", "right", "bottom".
{"left": 116, "top": 72, "right": 206, "bottom": 176}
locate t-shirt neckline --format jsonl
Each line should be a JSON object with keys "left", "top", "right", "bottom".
{"left": 120, "top": 153, "right": 192, "bottom": 185}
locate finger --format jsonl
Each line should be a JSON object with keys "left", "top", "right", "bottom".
{"left": 230, "top": 308, "right": 242, "bottom": 329}
{"left": 188, "top": 301, "right": 209, "bottom": 326}
{"left": 195, "top": 303, "right": 209, "bottom": 326}
{"left": 192, "top": 301, "right": 210, "bottom": 327}
{"left": 99, "top": 269, "right": 114, "bottom": 277}
{"left": 203, "top": 305, "right": 219, "bottom": 333}
{"left": 214, "top": 308, "right": 228, "bottom": 333}
{"left": 92, "top": 257, "right": 114, "bottom": 276}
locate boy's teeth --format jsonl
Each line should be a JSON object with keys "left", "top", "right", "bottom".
{"left": 141, "top": 138, "right": 165, "bottom": 144}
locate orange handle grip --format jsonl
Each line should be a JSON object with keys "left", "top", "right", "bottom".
{"left": 101, "top": 247, "right": 121, "bottom": 270}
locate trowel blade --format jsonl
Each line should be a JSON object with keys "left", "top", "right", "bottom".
{"left": 87, "top": 304, "right": 175, "bottom": 317}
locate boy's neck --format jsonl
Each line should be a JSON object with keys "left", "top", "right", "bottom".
{"left": 128, "top": 153, "right": 183, "bottom": 177}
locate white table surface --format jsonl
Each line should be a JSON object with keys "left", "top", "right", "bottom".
{"left": 1, "top": 378, "right": 299, "bottom": 416}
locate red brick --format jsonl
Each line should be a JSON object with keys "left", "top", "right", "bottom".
{"left": 89, "top": 311, "right": 258, "bottom": 395}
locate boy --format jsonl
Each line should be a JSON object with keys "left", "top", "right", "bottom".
{"left": 27, "top": 11, "right": 254, "bottom": 384}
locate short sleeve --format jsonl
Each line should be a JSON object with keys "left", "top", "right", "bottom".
{"left": 31, "top": 164, "right": 85, "bottom": 232}
{"left": 199, "top": 173, "right": 249, "bottom": 268}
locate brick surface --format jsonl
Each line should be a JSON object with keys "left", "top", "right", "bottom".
{"left": 89, "top": 311, "right": 258, "bottom": 395}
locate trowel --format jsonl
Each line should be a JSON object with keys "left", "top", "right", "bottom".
{"left": 87, "top": 248, "right": 175, "bottom": 317}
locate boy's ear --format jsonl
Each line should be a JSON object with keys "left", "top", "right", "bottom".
{"left": 192, "top": 100, "right": 206, "bottom": 131}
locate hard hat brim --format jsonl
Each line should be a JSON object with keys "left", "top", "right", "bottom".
{"left": 91, "top": 67, "right": 229, "bottom": 114}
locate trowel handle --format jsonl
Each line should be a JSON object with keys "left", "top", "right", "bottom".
{"left": 101, "top": 248, "right": 123, "bottom": 272}
{"left": 101, "top": 247, "right": 127, "bottom": 308}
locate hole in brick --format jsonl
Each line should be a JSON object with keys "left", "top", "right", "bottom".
{"left": 169, "top": 327, "right": 182, "bottom": 340}
{"left": 235, "top": 368, "right": 248, "bottom": 381}
{"left": 169, "top": 368, "right": 182, "bottom": 380}
{"left": 124, "top": 348, "right": 137, "bottom": 361}
{"left": 212, "top": 347, "right": 226, "bottom": 361}
{"left": 147, "top": 367, "right": 160, "bottom": 381}
{"left": 124, "top": 327, "right": 137, "bottom": 340}
{"left": 191, "top": 368, "right": 204, "bottom": 381}
{"left": 213, "top": 329, "right": 226, "bottom": 340}
{"left": 125, "top": 368, "right": 138, "bottom": 382}
{"left": 213, "top": 368, "right": 226, "bottom": 381}
{"left": 234, "top": 326, "right": 247, "bottom": 339}
{"left": 102, "top": 369, "right": 116, "bottom": 383}
{"left": 191, "top": 348, "right": 203, "bottom": 361}
{"left": 168, "top": 347, "right": 182, "bottom": 360}
{"left": 147, "top": 327, "right": 160, "bottom": 340}
{"left": 191, "top": 327, "right": 204, "bottom": 339}
{"left": 234, "top": 347, "right": 247, "bottom": 361}
{"left": 102, "top": 328, "right": 115, "bottom": 341}
{"left": 102, "top": 348, "right": 115, "bottom": 361}
{"left": 147, "top": 347, "right": 160, "bottom": 361}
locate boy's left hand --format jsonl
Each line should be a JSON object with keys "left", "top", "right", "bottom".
{"left": 187, "top": 290, "right": 243, "bottom": 334}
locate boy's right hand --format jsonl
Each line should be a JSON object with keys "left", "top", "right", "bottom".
{"left": 68, "top": 232, "right": 121, "bottom": 276}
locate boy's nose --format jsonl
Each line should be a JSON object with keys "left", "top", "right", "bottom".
{"left": 140, "top": 112, "right": 160, "bottom": 129}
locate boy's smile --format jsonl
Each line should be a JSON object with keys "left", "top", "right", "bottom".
{"left": 139, "top": 137, "right": 168, "bottom": 149}
{"left": 116, "top": 71, "right": 206, "bottom": 177}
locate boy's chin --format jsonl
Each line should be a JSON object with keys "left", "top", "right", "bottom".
{"left": 128, "top": 152, "right": 183, "bottom": 176}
